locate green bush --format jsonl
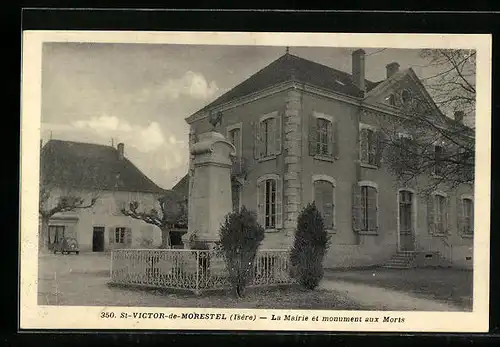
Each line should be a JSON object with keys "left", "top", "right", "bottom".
{"left": 219, "top": 206, "right": 265, "bottom": 297}
{"left": 290, "top": 202, "right": 331, "bottom": 290}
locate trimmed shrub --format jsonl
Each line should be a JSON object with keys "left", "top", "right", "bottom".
{"left": 290, "top": 202, "right": 331, "bottom": 290}
{"left": 219, "top": 206, "right": 265, "bottom": 297}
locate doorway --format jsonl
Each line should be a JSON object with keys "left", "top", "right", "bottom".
{"left": 92, "top": 227, "right": 105, "bottom": 252}
{"left": 398, "top": 190, "right": 415, "bottom": 251}
{"left": 231, "top": 183, "right": 241, "bottom": 212}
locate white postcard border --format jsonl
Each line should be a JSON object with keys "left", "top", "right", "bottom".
{"left": 20, "top": 31, "right": 492, "bottom": 332}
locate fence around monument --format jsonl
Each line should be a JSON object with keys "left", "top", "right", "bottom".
{"left": 110, "top": 248, "right": 294, "bottom": 294}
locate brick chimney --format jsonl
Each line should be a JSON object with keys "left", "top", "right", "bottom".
{"left": 117, "top": 143, "right": 125, "bottom": 160}
{"left": 454, "top": 111, "right": 465, "bottom": 123}
{"left": 352, "top": 49, "right": 366, "bottom": 93}
{"left": 386, "top": 62, "right": 400, "bottom": 79}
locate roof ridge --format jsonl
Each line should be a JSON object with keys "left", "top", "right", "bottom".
{"left": 41, "top": 138, "right": 167, "bottom": 194}
{"left": 46, "top": 138, "right": 115, "bottom": 149}
{"left": 188, "top": 52, "right": 379, "bottom": 119}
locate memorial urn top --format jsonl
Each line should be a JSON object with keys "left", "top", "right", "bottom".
{"left": 190, "top": 131, "right": 236, "bottom": 158}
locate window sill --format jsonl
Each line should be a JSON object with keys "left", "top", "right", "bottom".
{"left": 258, "top": 155, "right": 277, "bottom": 163}
{"left": 264, "top": 228, "right": 282, "bottom": 233}
{"left": 357, "top": 230, "right": 379, "bottom": 236}
{"left": 313, "top": 155, "right": 337, "bottom": 162}
{"left": 460, "top": 233, "right": 474, "bottom": 239}
{"left": 360, "top": 163, "right": 379, "bottom": 170}
{"left": 326, "top": 229, "right": 337, "bottom": 234}
{"left": 432, "top": 232, "right": 451, "bottom": 237}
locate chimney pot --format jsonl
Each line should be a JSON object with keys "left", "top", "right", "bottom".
{"left": 454, "top": 111, "right": 465, "bottom": 123}
{"left": 386, "top": 62, "right": 400, "bottom": 79}
{"left": 352, "top": 49, "right": 366, "bottom": 93}
{"left": 117, "top": 143, "right": 125, "bottom": 160}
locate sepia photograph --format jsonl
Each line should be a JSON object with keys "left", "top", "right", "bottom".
{"left": 20, "top": 31, "right": 491, "bottom": 332}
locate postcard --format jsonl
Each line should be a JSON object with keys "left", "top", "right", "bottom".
{"left": 20, "top": 30, "right": 491, "bottom": 332}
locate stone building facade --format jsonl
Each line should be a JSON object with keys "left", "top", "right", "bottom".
{"left": 183, "top": 50, "right": 474, "bottom": 269}
{"left": 40, "top": 140, "right": 167, "bottom": 252}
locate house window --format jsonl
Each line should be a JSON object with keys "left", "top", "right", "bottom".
{"left": 401, "top": 89, "right": 412, "bottom": 104}
{"left": 227, "top": 123, "right": 242, "bottom": 157}
{"left": 360, "top": 185, "right": 378, "bottom": 231}
{"left": 255, "top": 112, "right": 281, "bottom": 160}
{"left": 433, "top": 193, "right": 447, "bottom": 234}
{"left": 360, "top": 126, "right": 380, "bottom": 166}
{"left": 462, "top": 197, "right": 474, "bottom": 235}
{"left": 262, "top": 118, "right": 274, "bottom": 157}
{"left": 433, "top": 145, "right": 443, "bottom": 176}
{"left": 396, "top": 133, "right": 419, "bottom": 170}
{"left": 257, "top": 175, "right": 282, "bottom": 230}
{"left": 115, "top": 227, "right": 126, "bottom": 243}
{"left": 387, "top": 94, "right": 396, "bottom": 106}
{"left": 316, "top": 118, "right": 331, "bottom": 156}
{"left": 309, "top": 113, "right": 338, "bottom": 159}
{"left": 313, "top": 177, "right": 335, "bottom": 230}
{"left": 48, "top": 225, "right": 65, "bottom": 245}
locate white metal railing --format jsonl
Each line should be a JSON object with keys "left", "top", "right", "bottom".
{"left": 110, "top": 248, "right": 294, "bottom": 294}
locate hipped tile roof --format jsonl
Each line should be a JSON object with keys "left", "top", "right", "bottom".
{"left": 40, "top": 139, "right": 167, "bottom": 194}
{"left": 197, "top": 53, "right": 381, "bottom": 114}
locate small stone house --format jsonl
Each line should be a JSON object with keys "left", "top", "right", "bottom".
{"left": 40, "top": 139, "right": 168, "bottom": 252}
{"left": 182, "top": 49, "right": 474, "bottom": 269}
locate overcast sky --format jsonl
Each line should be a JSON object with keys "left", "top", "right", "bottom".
{"left": 40, "top": 43, "right": 460, "bottom": 189}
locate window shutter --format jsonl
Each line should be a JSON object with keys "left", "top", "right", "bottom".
{"left": 253, "top": 122, "right": 261, "bottom": 160}
{"left": 352, "top": 184, "right": 361, "bottom": 232}
{"left": 276, "top": 177, "right": 283, "bottom": 229}
{"left": 457, "top": 196, "right": 464, "bottom": 235}
{"left": 366, "top": 187, "right": 377, "bottom": 231}
{"left": 360, "top": 129, "right": 368, "bottom": 163}
{"left": 125, "top": 227, "right": 132, "bottom": 247}
{"left": 275, "top": 114, "right": 282, "bottom": 155}
{"left": 309, "top": 115, "right": 318, "bottom": 156}
{"left": 471, "top": 200, "right": 475, "bottom": 234}
{"left": 427, "top": 195, "right": 435, "bottom": 234}
{"left": 331, "top": 120, "right": 339, "bottom": 158}
{"left": 332, "top": 186, "right": 336, "bottom": 229}
{"left": 375, "top": 131, "right": 384, "bottom": 167}
{"left": 108, "top": 227, "right": 115, "bottom": 249}
{"left": 257, "top": 181, "right": 265, "bottom": 227}
{"left": 445, "top": 196, "right": 451, "bottom": 234}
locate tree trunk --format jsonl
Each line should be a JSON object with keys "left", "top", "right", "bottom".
{"left": 39, "top": 216, "right": 50, "bottom": 253}
{"left": 160, "top": 227, "right": 171, "bottom": 249}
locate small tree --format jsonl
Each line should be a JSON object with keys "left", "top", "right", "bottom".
{"left": 290, "top": 203, "right": 331, "bottom": 290}
{"left": 39, "top": 186, "right": 98, "bottom": 252}
{"left": 121, "top": 193, "right": 187, "bottom": 248}
{"left": 219, "top": 206, "right": 264, "bottom": 298}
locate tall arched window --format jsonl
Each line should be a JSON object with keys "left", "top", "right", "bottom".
{"left": 309, "top": 112, "right": 339, "bottom": 160}
{"left": 312, "top": 175, "right": 336, "bottom": 230}
{"left": 352, "top": 181, "right": 379, "bottom": 233}
{"left": 257, "top": 174, "right": 282, "bottom": 230}
{"left": 459, "top": 195, "right": 474, "bottom": 236}
{"left": 427, "top": 191, "right": 449, "bottom": 235}
{"left": 254, "top": 112, "right": 281, "bottom": 160}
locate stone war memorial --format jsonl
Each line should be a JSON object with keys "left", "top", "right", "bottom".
{"left": 110, "top": 128, "right": 293, "bottom": 294}
{"left": 182, "top": 130, "right": 235, "bottom": 249}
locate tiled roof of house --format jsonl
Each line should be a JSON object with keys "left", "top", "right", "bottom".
{"left": 197, "top": 53, "right": 381, "bottom": 114}
{"left": 171, "top": 174, "right": 189, "bottom": 197}
{"left": 40, "top": 139, "right": 167, "bottom": 194}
